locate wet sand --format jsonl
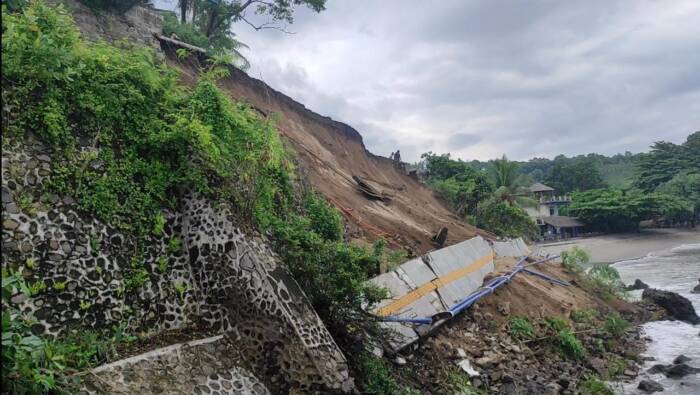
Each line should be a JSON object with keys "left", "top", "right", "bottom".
{"left": 533, "top": 228, "right": 700, "bottom": 263}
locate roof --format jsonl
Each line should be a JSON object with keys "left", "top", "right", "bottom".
{"left": 529, "top": 182, "right": 555, "bottom": 193}
{"left": 541, "top": 216, "right": 583, "bottom": 228}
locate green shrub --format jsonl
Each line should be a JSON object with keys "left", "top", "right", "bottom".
{"left": 2, "top": 270, "right": 133, "bottom": 393}
{"left": 554, "top": 329, "right": 585, "bottom": 360}
{"left": 510, "top": 316, "right": 535, "bottom": 340}
{"left": 546, "top": 316, "right": 569, "bottom": 332}
{"left": 475, "top": 198, "right": 539, "bottom": 239}
{"left": 570, "top": 309, "right": 598, "bottom": 324}
{"left": 588, "top": 265, "right": 627, "bottom": 299}
{"left": 578, "top": 375, "right": 614, "bottom": 395}
{"left": 357, "top": 354, "right": 399, "bottom": 395}
{"left": 561, "top": 246, "right": 590, "bottom": 273}
{"left": 166, "top": 237, "right": 183, "bottom": 254}
{"left": 607, "top": 357, "right": 625, "bottom": 379}
{"left": 603, "top": 314, "right": 629, "bottom": 338}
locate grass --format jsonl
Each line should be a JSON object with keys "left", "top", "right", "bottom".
{"left": 570, "top": 309, "right": 598, "bottom": 324}
{"left": 510, "top": 316, "right": 535, "bottom": 340}
{"left": 603, "top": 314, "right": 629, "bottom": 338}
{"left": 578, "top": 375, "right": 614, "bottom": 395}
{"left": 554, "top": 329, "right": 585, "bottom": 360}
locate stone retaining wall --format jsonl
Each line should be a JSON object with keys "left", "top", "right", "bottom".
{"left": 2, "top": 135, "right": 352, "bottom": 392}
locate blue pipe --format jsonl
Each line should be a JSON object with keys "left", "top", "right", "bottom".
{"left": 381, "top": 254, "right": 564, "bottom": 324}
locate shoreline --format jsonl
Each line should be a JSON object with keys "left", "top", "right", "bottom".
{"left": 533, "top": 228, "right": 700, "bottom": 264}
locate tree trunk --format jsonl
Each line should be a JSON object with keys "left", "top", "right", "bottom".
{"left": 180, "top": 0, "right": 188, "bottom": 24}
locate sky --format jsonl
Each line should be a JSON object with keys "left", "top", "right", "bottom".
{"left": 155, "top": 1, "right": 700, "bottom": 162}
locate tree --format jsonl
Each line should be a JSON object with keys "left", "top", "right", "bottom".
{"left": 488, "top": 155, "right": 537, "bottom": 208}
{"left": 657, "top": 172, "right": 700, "bottom": 227}
{"left": 475, "top": 198, "right": 538, "bottom": 239}
{"left": 562, "top": 188, "right": 692, "bottom": 232}
{"left": 635, "top": 132, "right": 700, "bottom": 191}
{"left": 167, "top": 0, "right": 326, "bottom": 69}
{"left": 545, "top": 159, "right": 607, "bottom": 193}
{"left": 420, "top": 152, "right": 492, "bottom": 217}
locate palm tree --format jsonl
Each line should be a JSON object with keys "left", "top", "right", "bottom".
{"left": 489, "top": 155, "right": 537, "bottom": 208}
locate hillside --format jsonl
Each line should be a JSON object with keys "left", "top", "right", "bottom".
{"left": 1, "top": 3, "right": 665, "bottom": 395}
{"left": 166, "top": 55, "right": 493, "bottom": 255}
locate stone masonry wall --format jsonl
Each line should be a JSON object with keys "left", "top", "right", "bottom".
{"left": 1, "top": 134, "right": 352, "bottom": 392}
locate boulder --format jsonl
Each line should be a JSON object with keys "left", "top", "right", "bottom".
{"left": 642, "top": 288, "right": 700, "bottom": 324}
{"left": 647, "top": 364, "right": 667, "bottom": 374}
{"left": 627, "top": 279, "right": 649, "bottom": 290}
{"left": 691, "top": 279, "right": 700, "bottom": 294}
{"left": 637, "top": 379, "right": 663, "bottom": 393}
{"left": 664, "top": 363, "right": 700, "bottom": 378}
{"left": 673, "top": 354, "right": 692, "bottom": 364}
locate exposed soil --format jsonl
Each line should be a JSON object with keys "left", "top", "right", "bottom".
{"left": 389, "top": 258, "right": 652, "bottom": 394}
{"left": 162, "top": 48, "right": 494, "bottom": 257}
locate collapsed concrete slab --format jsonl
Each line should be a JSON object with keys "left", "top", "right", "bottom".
{"left": 369, "top": 236, "right": 500, "bottom": 351}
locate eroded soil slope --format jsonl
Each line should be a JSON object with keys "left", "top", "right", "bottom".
{"left": 166, "top": 52, "right": 492, "bottom": 255}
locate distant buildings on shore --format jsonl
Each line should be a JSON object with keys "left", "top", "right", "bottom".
{"left": 525, "top": 182, "right": 583, "bottom": 239}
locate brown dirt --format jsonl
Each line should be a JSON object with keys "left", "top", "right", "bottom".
{"left": 390, "top": 258, "right": 648, "bottom": 394}
{"left": 162, "top": 48, "right": 493, "bottom": 257}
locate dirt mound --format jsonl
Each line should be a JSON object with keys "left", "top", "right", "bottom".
{"left": 164, "top": 50, "right": 493, "bottom": 256}
{"left": 391, "top": 258, "right": 646, "bottom": 393}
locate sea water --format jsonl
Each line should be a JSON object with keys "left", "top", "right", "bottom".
{"left": 613, "top": 243, "right": 700, "bottom": 394}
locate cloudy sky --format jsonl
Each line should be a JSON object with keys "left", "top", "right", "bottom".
{"left": 157, "top": 1, "right": 700, "bottom": 162}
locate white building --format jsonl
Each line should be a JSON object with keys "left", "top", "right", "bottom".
{"left": 525, "top": 182, "right": 583, "bottom": 239}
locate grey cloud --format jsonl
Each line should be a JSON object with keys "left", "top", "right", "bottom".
{"left": 175, "top": 0, "right": 699, "bottom": 161}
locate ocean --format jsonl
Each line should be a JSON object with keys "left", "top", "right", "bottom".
{"left": 613, "top": 243, "right": 700, "bottom": 394}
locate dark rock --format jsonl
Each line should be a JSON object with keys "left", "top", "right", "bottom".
{"left": 691, "top": 279, "right": 700, "bottom": 294}
{"left": 627, "top": 279, "right": 649, "bottom": 290}
{"left": 638, "top": 379, "right": 663, "bottom": 393}
{"left": 648, "top": 364, "right": 667, "bottom": 374}
{"left": 665, "top": 363, "right": 700, "bottom": 378}
{"left": 673, "top": 355, "right": 692, "bottom": 364}
{"left": 642, "top": 288, "right": 700, "bottom": 324}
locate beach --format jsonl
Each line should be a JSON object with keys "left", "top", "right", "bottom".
{"left": 533, "top": 228, "right": 700, "bottom": 263}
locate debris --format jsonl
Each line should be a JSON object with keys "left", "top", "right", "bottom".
{"left": 432, "top": 226, "right": 448, "bottom": 247}
{"left": 352, "top": 175, "right": 392, "bottom": 202}
{"left": 457, "top": 359, "right": 480, "bottom": 377}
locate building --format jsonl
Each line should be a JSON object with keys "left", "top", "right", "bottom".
{"left": 525, "top": 182, "right": 584, "bottom": 239}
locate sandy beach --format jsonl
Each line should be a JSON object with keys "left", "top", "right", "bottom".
{"left": 534, "top": 228, "right": 700, "bottom": 263}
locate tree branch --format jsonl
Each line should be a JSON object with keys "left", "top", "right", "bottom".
{"left": 240, "top": 15, "right": 295, "bottom": 34}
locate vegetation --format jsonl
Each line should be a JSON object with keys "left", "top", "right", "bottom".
{"left": 554, "top": 329, "right": 585, "bottom": 360}
{"left": 570, "top": 309, "right": 597, "bottom": 324}
{"left": 1, "top": 3, "right": 391, "bottom": 391}
{"left": 578, "top": 375, "right": 615, "bottom": 395}
{"left": 562, "top": 188, "right": 692, "bottom": 232}
{"left": 419, "top": 152, "right": 537, "bottom": 239}
{"left": 603, "top": 314, "right": 629, "bottom": 338}
{"left": 356, "top": 353, "right": 400, "bottom": 395}
{"left": 2, "top": 270, "right": 135, "bottom": 394}
{"left": 509, "top": 316, "right": 535, "bottom": 340}
{"left": 163, "top": 0, "right": 327, "bottom": 68}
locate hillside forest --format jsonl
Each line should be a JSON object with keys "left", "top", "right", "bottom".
{"left": 416, "top": 132, "right": 699, "bottom": 235}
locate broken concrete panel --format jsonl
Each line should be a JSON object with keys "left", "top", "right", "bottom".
{"left": 492, "top": 237, "right": 530, "bottom": 258}
{"left": 370, "top": 236, "right": 496, "bottom": 351}
{"left": 424, "top": 236, "right": 494, "bottom": 307}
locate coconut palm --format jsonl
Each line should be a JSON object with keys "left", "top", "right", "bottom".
{"left": 489, "top": 155, "right": 538, "bottom": 208}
